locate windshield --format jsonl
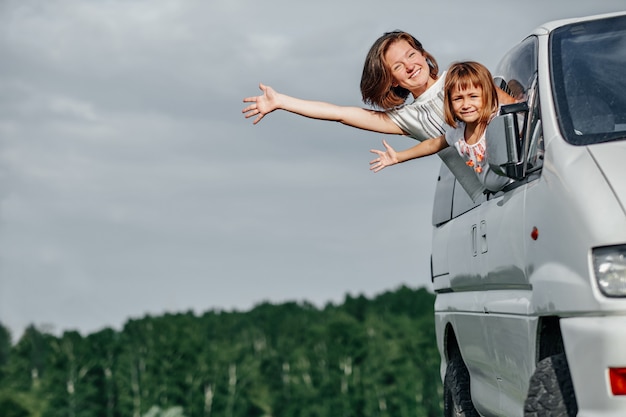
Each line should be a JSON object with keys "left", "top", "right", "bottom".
{"left": 551, "top": 14, "right": 626, "bottom": 145}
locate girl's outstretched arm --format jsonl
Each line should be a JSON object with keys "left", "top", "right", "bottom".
{"left": 242, "top": 83, "right": 404, "bottom": 134}
{"left": 369, "top": 136, "right": 448, "bottom": 173}
{"left": 369, "top": 140, "right": 400, "bottom": 173}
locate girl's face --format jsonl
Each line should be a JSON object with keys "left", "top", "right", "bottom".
{"left": 450, "top": 84, "right": 484, "bottom": 124}
{"left": 384, "top": 39, "right": 433, "bottom": 96}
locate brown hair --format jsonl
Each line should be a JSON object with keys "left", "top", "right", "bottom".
{"left": 443, "top": 61, "right": 499, "bottom": 128}
{"left": 360, "top": 31, "right": 439, "bottom": 109}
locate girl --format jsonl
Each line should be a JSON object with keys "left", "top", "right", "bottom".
{"left": 242, "top": 31, "right": 514, "bottom": 200}
{"left": 369, "top": 61, "right": 510, "bottom": 192}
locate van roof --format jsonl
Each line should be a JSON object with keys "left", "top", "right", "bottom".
{"left": 530, "top": 11, "right": 626, "bottom": 36}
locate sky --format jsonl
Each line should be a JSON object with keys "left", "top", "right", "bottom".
{"left": 1, "top": 0, "right": 624, "bottom": 341}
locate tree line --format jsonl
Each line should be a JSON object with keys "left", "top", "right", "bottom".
{"left": 0, "top": 286, "right": 441, "bottom": 417}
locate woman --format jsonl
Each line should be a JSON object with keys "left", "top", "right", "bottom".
{"left": 242, "top": 31, "right": 514, "bottom": 199}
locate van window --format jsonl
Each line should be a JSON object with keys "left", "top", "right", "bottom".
{"left": 432, "top": 164, "right": 455, "bottom": 226}
{"left": 431, "top": 162, "right": 487, "bottom": 227}
{"left": 524, "top": 77, "right": 544, "bottom": 174}
{"left": 494, "top": 36, "right": 537, "bottom": 102}
{"left": 493, "top": 36, "right": 544, "bottom": 178}
{"left": 551, "top": 14, "right": 626, "bottom": 145}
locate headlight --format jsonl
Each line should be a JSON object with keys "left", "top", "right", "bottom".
{"left": 593, "top": 245, "right": 626, "bottom": 297}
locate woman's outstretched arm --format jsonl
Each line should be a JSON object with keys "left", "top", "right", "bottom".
{"left": 242, "top": 83, "right": 404, "bottom": 135}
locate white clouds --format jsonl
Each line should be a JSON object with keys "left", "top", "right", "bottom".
{"left": 1, "top": 0, "right": 626, "bottom": 340}
{"left": 47, "top": 95, "right": 100, "bottom": 122}
{"left": 1, "top": 0, "right": 221, "bottom": 120}
{"left": 243, "top": 33, "right": 292, "bottom": 65}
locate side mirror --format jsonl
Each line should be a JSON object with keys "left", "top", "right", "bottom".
{"left": 486, "top": 103, "right": 528, "bottom": 181}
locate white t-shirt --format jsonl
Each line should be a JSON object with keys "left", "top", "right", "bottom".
{"left": 387, "top": 72, "right": 485, "bottom": 200}
{"left": 445, "top": 122, "right": 511, "bottom": 192}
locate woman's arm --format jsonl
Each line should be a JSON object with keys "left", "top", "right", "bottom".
{"left": 369, "top": 136, "right": 449, "bottom": 173}
{"left": 242, "top": 83, "right": 404, "bottom": 135}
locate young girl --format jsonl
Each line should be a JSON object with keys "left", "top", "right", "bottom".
{"left": 369, "top": 61, "right": 510, "bottom": 192}
{"left": 242, "top": 31, "right": 514, "bottom": 200}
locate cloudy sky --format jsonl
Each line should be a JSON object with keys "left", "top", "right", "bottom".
{"left": 1, "top": 0, "right": 623, "bottom": 341}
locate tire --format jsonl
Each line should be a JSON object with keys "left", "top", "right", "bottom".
{"left": 443, "top": 356, "right": 479, "bottom": 417}
{"left": 524, "top": 353, "right": 578, "bottom": 417}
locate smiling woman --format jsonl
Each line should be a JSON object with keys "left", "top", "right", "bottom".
{"left": 241, "top": 30, "right": 507, "bottom": 200}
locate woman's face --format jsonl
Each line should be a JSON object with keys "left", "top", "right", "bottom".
{"left": 384, "top": 39, "right": 433, "bottom": 97}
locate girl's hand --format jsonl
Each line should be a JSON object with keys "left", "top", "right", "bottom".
{"left": 242, "top": 83, "right": 279, "bottom": 124}
{"left": 369, "top": 140, "right": 399, "bottom": 173}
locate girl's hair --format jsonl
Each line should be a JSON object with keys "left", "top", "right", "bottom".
{"left": 360, "top": 31, "right": 439, "bottom": 109}
{"left": 444, "top": 61, "right": 499, "bottom": 128}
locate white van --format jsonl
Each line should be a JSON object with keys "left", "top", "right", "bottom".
{"left": 432, "top": 12, "right": 626, "bottom": 417}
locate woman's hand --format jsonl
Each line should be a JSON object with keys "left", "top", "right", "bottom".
{"left": 369, "top": 140, "right": 399, "bottom": 173}
{"left": 242, "top": 83, "right": 280, "bottom": 124}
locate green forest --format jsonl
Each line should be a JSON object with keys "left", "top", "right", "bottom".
{"left": 0, "top": 286, "right": 442, "bottom": 417}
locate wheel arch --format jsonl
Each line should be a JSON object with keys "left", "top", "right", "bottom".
{"left": 444, "top": 322, "right": 462, "bottom": 362}
{"left": 536, "top": 315, "right": 565, "bottom": 362}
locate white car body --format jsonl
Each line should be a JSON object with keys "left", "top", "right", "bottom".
{"left": 432, "top": 11, "right": 626, "bottom": 417}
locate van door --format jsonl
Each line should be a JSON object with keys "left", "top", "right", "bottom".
{"left": 432, "top": 164, "right": 502, "bottom": 415}
{"left": 479, "top": 185, "right": 534, "bottom": 415}
{"left": 480, "top": 37, "right": 544, "bottom": 415}
{"left": 447, "top": 192, "right": 504, "bottom": 416}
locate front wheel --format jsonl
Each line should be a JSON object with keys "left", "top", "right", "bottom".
{"left": 443, "top": 356, "right": 479, "bottom": 417}
{"left": 524, "top": 353, "right": 578, "bottom": 417}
